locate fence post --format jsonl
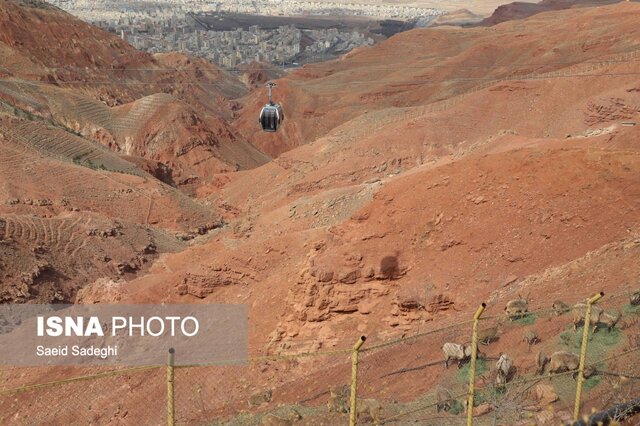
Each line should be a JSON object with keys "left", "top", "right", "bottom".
{"left": 467, "top": 303, "right": 486, "bottom": 426}
{"left": 167, "top": 347, "right": 175, "bottom": 426}
{"left": 349, "top": 336, "right": 366, "bottom": 426}
{"left": 573, "top": 292, "right": 604, "bottom": 422}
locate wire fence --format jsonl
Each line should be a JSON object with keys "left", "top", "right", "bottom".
{"left": 0, "top": 289, "right": 639, "bottom": 425}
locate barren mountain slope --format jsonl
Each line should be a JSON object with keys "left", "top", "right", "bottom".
{"left": 0, "top": 80, "right": 269, "bottom": 189}
{"left": 89, "top": 0, "right": 640, "bottom": 403}
{"left": 1, "top": 1, "right": 640, "bottom": 424}
{"left": 477, "top": 0, "right": 639, "bottom": 27}
{"left": 0, "top": 0, "right": 269, "bottom": 190}
{"left": 0, "top": 1, "right": 246, "bottom": 112}
{"left": 62, "top": 4, "right": 639, "bottom": 422}
{"left": 0, "top": 113, "right": 225, "bottom": 303}
{"left": 105, "top": 128, "right": 640, "bottom": 423}
{"left": 233, "top": 2, "right": 640, "bottom": 157}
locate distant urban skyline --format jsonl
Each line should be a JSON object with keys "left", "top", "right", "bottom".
{"left": 47, "top": 0, "right": 445, "bottom": 69}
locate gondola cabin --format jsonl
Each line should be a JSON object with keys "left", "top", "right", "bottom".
{"left": 259, "top": 103, "right": 283, "bottom": 132}
{"left": 259, "top": 82, "right": 284, "bottom": 132}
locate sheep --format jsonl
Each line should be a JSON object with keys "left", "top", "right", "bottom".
{"left": 327, "top": 385, "right": 381, "bottom": 424}
{"left": 442, "top": 342, "right": 472, "bottom": 369}
{"left": 536, "top": 351, "right": 548, "bottom": 375}
{"left": 505, "top": 298, "right": 528, "bottom": 320}
{"left": 495, "top": 354, "right": 514, "bottom": 387}
{"left": 571, "top": 303, "right": 621, "bottom": 333}
{"left": 552, "top": 300, "right": 570, "bottom": 316}
{"left": 478, "top": 325, "right": 500, "bottom": 345}
{"left": 357, "top": 399, "right": 382, "bottom": 425}
{"left": 545, "top": 351, "right": 595, "bottom": 380}
{"left": 436, "top": 385, "right": 453, "bottom": 413}
{"left": 571, "top": 303, "right": 602, "bottom": 332}
{"left": 248, "top": 389, "right": 272, "bottom": 407}
{"left": 631, "top": 290, "right": 640, "bottom": 306}
{"left": 599, "top": 309, "right": 621, "bottom": 332}
{"left": 327, "top": 384, "right": 349, "bottom": 413}
{"left": 522, "top": 330, "right": 540, "bottom": 346}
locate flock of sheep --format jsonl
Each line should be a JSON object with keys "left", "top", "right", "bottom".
{"left": 318, "top": 291, "right": 640, "bottom": 424}
{"left": 436, "top": 291, "right": 639, "bottom": 413}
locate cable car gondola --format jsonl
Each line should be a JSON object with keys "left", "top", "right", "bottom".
{"left": 259, "top": 82, "right": 284, "bottom": 132}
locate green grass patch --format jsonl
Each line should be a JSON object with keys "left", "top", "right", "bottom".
{"left": 557, "top": 326, "right": 624, "bottom": 362}
{"left": 474, "top": 386, "right": 503, "bottom": 406}
{"left": 624, "top": 304, "right": 640, "bottom": 315}
{"left": 583, "top": 374, "right": 601, "bottom": 391}
{"left": 511, "top": 313, "right": 537, "bottom": 326}
{"left": 559, "top": 330, "right": 580, "bottom": 350}
{"left": 449, "top": 399, "right": 465, "bottom": 415}
{"left": 549, "top": 374, "right": 577, "bottom": 402}
{"left": 456, "top": 358, "right": 488, "bottom": 382}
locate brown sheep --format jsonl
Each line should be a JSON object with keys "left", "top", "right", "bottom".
{"left": 478, "top": 325, "right": 500, "bottom": 345}
{"left": 631, "top": 290, "right": 640, "bottom": 306}
{"left": 248, "top": 389, "right": 272, "bottom": 407}
{"left": 505, "top": 298, "right": 528, "bottom": 320}
{"left": 522, "top": 330, "right": 540, "bottom": 346}
{"left": 442, "top": 342, "right": 472, "bottom": 369}
{"left": 552, "top": 300, "right": 570, "bottom": 316}
{"left": 327, "top": 385, "right": 382, "bottom": 424}
{"left": 572, "top": 303, "right": 621, "bottom": 333}
{"left": 546, "top": 351, "right": 596, "bottom": 380}
{"left": 571, "top": 303, "right": 602, "bottom": 332}
{"left": 357, "top": 399, "right": 382, "bottom": 425}
{"left": 536, "top": 351, "right": 549, "bottom": 375}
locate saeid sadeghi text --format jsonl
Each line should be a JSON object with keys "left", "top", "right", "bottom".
{"left": 36, "top": 345, "right": 118, "bottom": 359}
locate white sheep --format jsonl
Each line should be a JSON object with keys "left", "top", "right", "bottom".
{"left": 495, "top": 354, "right": 514, "bottom": 386}
{"left": 442, "top": 342, "right": 472, "bottom": 369}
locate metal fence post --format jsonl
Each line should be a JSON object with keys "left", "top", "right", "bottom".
{"left": 349, "top": 336, "right": 366, "bottom": 426}
{"left": 467, "top": 303, "right": 486, "bottom": 426}
{"left": 573, "top": 292, "right": 604, "bottom": 421}
{"left": 167, "top": 347, "right": 175, "bottom": 426}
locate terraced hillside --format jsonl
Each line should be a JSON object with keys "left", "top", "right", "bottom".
{"left": 0, "top": 213, "right": 184, "bottom": 303}
{"left": 0, "top": 111, "right": 223, "bottom": 303}
{"left": 0, "top": 0, "right": 269, "bottom": 192}
{"left": 2, "top": 120, "right": 143, "bottom": 175}
{"left": 0, "top": 123, "right": 220, "bottom": 231}
{"left": 0, "top": 79, "right": 270, "bottom": 189}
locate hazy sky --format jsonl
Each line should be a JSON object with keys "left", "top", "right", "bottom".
{"left": 346, "top": 0, "right": 537, "bottom": 15}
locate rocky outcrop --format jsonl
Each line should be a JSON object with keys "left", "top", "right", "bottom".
{"left": 177, "top": 264, "right": 256, "bottom": 299}
{"left": 267, "top": 241, "right": 414, "bottom": 350}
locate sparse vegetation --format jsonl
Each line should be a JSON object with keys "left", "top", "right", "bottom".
{"left": 448, "top": 399, "right": 465, "bottom": 415}
{"left": 558, "top": 326, "right": 624, "bottom": 362}
{"left": 457, "top": 358, "right": 488, "bottom": 381}
{"left": 624, "top": 304, "right": 640, "bottom": 316}
{"left": 475, "top": 386, "right": 503, "bottom": 406}
{"left": 512, "top": 313, "right": 536, "bottom": 326}
{"left": 583, "top": 374, "right": 601, "bottom": 391}
{"left": 2, "top": 0, "right": 640, "bottom": 424}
